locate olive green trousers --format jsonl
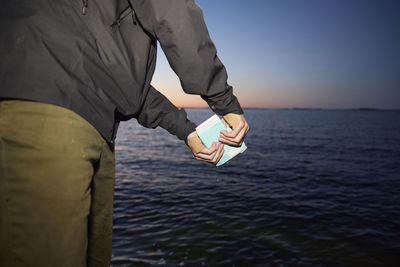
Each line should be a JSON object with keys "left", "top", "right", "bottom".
{"left": 0, "top": 100, "right": 115, "bottom": 267}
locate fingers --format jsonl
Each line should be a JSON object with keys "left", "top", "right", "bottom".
{"left": 219, "top": 117, "right": 250, "bottom": 146}
{"left": 212, "top": 143, "right": 224, "bottom": 163}
{"left": 187, "top": 131, "right": 224, "bottom": 165}
{"left": 220, "top": 120, "right": 244, "bottom": 138}
{"left": 197, "top": 142, "right": 218, "bottom": 156}
{"left": 194, "top": 142, "right": 224, "bottom": 165}
{"left": 188, "top": 112, "right": 250, "bottom": 165}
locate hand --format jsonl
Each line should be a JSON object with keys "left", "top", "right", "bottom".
{"left": 219, "top": 113, "right": 250, "bottom": 146}
{"left": 187, "top": 131, "right": 224, "bottom": 165}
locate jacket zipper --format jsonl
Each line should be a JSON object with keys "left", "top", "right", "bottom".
{"left": 82, "top": 0, "right": 88, "bottom": 15}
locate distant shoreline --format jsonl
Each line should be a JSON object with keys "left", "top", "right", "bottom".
{"left": 181, "top": 107, "right": 400, "bottom": 111}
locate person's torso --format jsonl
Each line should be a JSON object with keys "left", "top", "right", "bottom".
{"left": 0, "top": 0, "right": 157, "bottom": 142}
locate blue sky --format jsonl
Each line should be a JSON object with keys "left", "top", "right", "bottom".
{"left": 152, "top": 0, "right": 400, "bottom": 109}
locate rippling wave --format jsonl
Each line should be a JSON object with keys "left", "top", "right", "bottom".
{"left": 111, "top": 109, "right": 400, "bottom": 266}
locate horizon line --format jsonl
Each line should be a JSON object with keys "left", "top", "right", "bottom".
{"left": 177, "top": 106, "right": 400, "bottom": 111}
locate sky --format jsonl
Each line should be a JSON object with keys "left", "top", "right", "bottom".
{"left": 151, "top": 0, "right": 400, "bottom": 109}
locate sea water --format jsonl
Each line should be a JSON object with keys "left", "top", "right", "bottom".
{"left": 111, "top": 109, "right": 400, "bottom": 266}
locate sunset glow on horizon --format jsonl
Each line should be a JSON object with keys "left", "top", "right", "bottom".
{"left": 151, "top": 0, "right": 400, "bottom": 110}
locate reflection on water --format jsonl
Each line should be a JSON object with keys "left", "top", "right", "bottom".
{"left": 112, "top": 109, "right": 400, "bottom": 266}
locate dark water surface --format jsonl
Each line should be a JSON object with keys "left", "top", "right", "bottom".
{"left": 111, "top": 109, "right": 400, "bottom": 266}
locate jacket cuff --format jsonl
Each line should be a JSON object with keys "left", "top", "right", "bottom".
{"left": 203, "top": 92, "right": 243, "bottom": 116}
{"left": 159, "top": 108, "right": 197, "bottom": 142}
{"left": 180, "top": 118, "right": 197, "bottom": 144}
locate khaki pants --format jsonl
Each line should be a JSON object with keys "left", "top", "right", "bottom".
{"left": 0, "top": 100, "right": 115, "bottom": 267}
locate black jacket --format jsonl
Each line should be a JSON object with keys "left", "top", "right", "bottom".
{"left": 0, "top": 0, "right": 243, "bottom": 144}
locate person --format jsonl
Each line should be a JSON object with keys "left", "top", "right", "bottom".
{"left": 0, "top": 0, "right": 249, "bottom": 266}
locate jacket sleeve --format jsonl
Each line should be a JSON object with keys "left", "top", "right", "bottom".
{"left": 136, "top": 85, "right": 196, "bottom": 141}
{"left": 129, "top": 0, "right": 243, "bottom": 115}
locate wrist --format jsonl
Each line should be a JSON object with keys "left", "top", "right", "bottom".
{"left": 187, "top": 131, "right": 204, "bottom": 154}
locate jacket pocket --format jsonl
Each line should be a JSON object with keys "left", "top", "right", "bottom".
{"left": 110, "top": 5, "right": 136, "bottom": 30}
